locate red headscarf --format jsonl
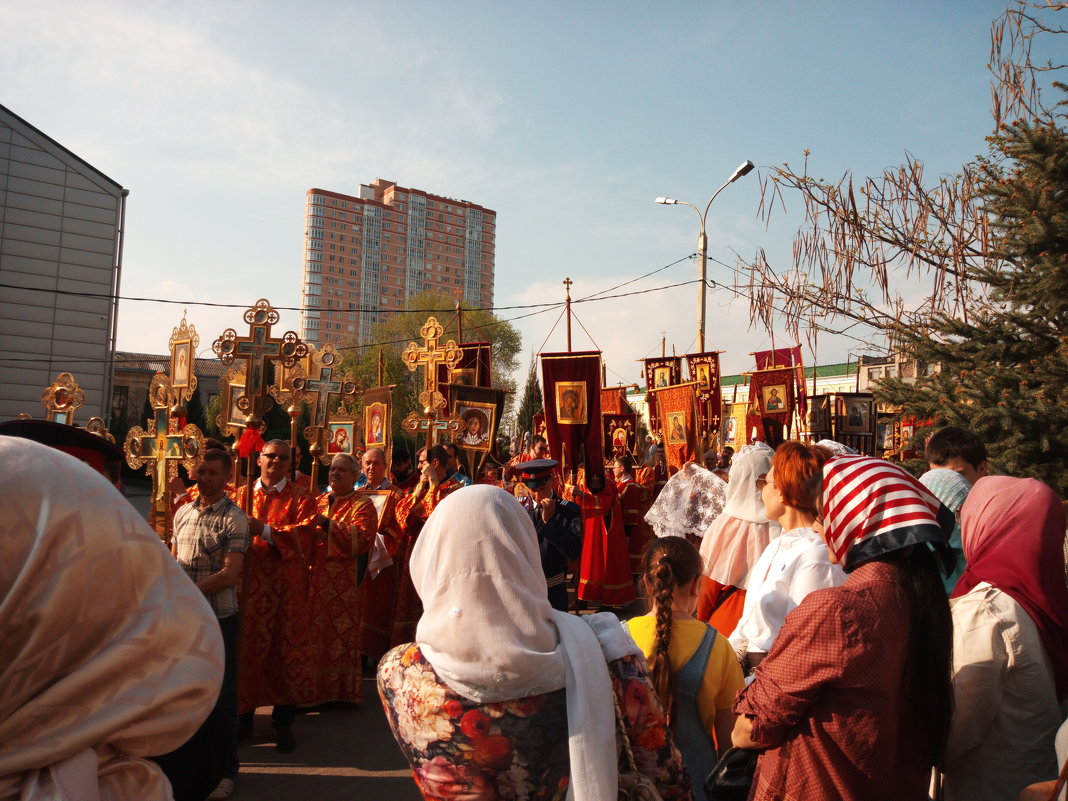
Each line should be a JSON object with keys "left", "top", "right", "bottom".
{"left": 954, "top": 475, "right": 1068, "bottom": 698}
{"left": 822, "top": 455, "right": 946, "bottom": 572}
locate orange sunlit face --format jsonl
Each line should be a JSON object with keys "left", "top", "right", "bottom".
{"left": 329, "top": 455, "right": 357, "bottom": 495}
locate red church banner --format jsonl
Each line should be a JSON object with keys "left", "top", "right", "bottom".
{"left": 540, "top": 351, "right": 604, "bottom": 485}
{"left": 450, "top": 384, "right": 505, "bottom": 480}
{"left": 651, "top": 383, "right": 698, "bottom": 470}
{"left": 603, "top": 413, "right": 637, "bottom": 460}
{"left": 600, "top": 386, "right": 634, "bottom": 415}
{"left": 686, "top": 351, "right": 722, "bottom": 436}
{"left": 437, "top": 341, "right": 493, "bottom": 410}
{"left": 745, "top": 368, "right": 796, "bottom": 446}
{"left": 643, "top": 357, "right": 681, "bottom": 434}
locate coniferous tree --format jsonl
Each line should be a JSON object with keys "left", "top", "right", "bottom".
{"left": 879, "top": 92, "right": 1068, "bottom": 494}
{"left": 514, "top": 355, "right": 543, "bottom": 450}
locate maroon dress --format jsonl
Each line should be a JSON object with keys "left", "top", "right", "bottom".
{"left": 735, "top": 560, "right": 930, "bottom": 801}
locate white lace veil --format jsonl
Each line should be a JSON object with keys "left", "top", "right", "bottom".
{"left": 644, "top": 462, "right": 728, "bottom": 539}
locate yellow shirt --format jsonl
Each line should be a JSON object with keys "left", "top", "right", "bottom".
{"left": 626, "top": 615, "right": 744, "bottom": 736}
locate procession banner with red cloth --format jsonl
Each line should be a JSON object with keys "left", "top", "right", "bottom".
{"left": 643, "top": 357, "right": 681, "bottom": 433}
{"left": 686, "top": 351, "right": 723, "bottom": 436}
{"left": 436, "top": 341, "right": 492, "bottom": 409}
{"left": 450, "top": 384, "right": 505, "bottom": 480}
{"left": 745, "top": 368, "right": 796, "bottom": 446}
{"left": 532, "top": 413, "right": 546, "bottom": 441}
{"left": 602, "top": 413, "right": 637, "bottom": 460}
{"left": 540, "top": 351, "right": 604, "bottom": 485}
{"left": 836, "top": 392, "right": 876, "bottom": 455}
{"left": 600, "top": 386, "right": 634, "bottom": 415}
{"left": 651, "top": 383, "right": 698, "bottom": 469}
{"left": 753, "top": 348, "right": 797, "bottom": 370}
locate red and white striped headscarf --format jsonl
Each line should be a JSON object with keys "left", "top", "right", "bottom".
{"left": 822, "top": 455, "right": 946, "bottom": 571}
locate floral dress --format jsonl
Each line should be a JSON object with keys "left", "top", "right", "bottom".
{"left": 378, "top": 643, "right": 693, "bottom": 801}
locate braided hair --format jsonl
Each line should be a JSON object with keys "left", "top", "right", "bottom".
{"left": 639, "top": 536, "right": 703, "bottom": 728}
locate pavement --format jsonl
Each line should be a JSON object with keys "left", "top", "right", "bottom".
{"left": 121, "top": 480, "right": 422, "bottom": 801}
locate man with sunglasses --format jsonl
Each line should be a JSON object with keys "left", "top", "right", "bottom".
{"left": 514, "top": 458, "right": 583, "bottom": 612}
{"left": 234, "top": 440, "right": 320, "bottom": 756}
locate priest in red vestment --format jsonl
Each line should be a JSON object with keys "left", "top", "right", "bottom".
{"left": 390, "top": 443, "right": 464, "bottom": 646}
{"left": 356, "top": 447, "right": 405, "bottom": 662}
{"left": 308, "top": 454, "right": 377, "bottom": 704}
{"left": 567, "top": 468, "right": 636, "bottom": 608}
{"left": 613, "top": 454, "right": 651, "bottom": 579}
{"left": 234, "top": 439, "right": 318, "bottom": 754}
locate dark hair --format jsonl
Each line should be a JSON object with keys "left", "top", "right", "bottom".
{"left": 615, "top": 454, "right": 634, "bottom": 472}
{"left": 203, "top": 448, "right": 232, "bottom": 472}
{"left": 640, "top": 536, "right": 703, "bottom": 728}
{"left": 532, "top": 435, "right": 547, "bottom": 447}
{"left": 925, "top": 427, "right": 987, "bottom": 470}
{"left": 441, "top": 442, "right": 459, "bottom": 458}
{"left": 888, "top": 545, "right": 955, "bottom": 767}
{"left": 427, "top": 444, "right": 450, "bottom": 465}
{"left": 771, "top": 441, "right": 831, "bottom": 516}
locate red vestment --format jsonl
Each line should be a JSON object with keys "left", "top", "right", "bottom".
{"left": 308, "top": 491, "right": 377, "bottom": 703}
{"left": 356, "top": 486, "right": 404, "bottom": 661}
{"left": 616, "top": 476, "right": 651, "bottom": 575}
{"left": 234, "top": 480, "right": 317, "bottom": 713}
{"left": 390, "top": 478, "right": 463, "bottom": 646}
{"left": 572, "top": 481, "right": 636, "bottom": 606}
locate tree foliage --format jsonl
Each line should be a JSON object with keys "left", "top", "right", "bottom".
{"left": 514, "top": 354, "right": 544, "bottom": 450}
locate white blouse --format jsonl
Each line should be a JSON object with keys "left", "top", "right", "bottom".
{"left": 728, "top": 527, "right": 845, "bottom": 656}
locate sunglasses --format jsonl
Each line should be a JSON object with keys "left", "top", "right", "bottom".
{"left": 263, "top": 452, "right": 291, "bottom": 461}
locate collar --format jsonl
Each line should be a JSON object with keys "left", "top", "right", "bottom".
{"left": 256, "top": 476, "right": 289, "bottom": 494}
{"left": 197, "top": 493, "right": 231, "bottom": 513}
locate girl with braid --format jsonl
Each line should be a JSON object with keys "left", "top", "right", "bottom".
{"left": 626, "top": 536, "right": 745, "bottom": 788}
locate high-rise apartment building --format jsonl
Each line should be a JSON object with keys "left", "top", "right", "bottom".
{"left": 300, "top": 178, "right": 496, "bottom": 345}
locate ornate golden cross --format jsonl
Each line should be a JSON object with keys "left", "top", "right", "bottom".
{"left": 401, "top": 316, "right": 463, "bottom": 413}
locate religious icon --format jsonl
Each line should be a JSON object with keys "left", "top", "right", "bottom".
{"left": 555, "top": 382, "right": 587, "bottom": 425}
{"left": 842, "top": 400, "right": 871, "bottom": 433}
{"left": 762, "top": 385, "right": 787, "bottom": 412}
{"left": 227, "top": 390, "right": 246, "bottom": 428}
{"left": 450, "top": 368, "right": 476, "bottom": 387}
{"left": 695, "top": 363, "right": 712, "bottom": 390}
{"left": 725, "top": 417, "right": 737, "bottom": 444}
{"left": 328, "top": 423, "right": 354, "bottom": 454}
{"left": 877, "top": 423, "right": 893, "bottom": 450}
{"left": 612, "top": 427, "right": 628, "bottom": 450}
{"left": 172, "top": 341, "right": 192, "bottom": 389}
{"left": 457, "top": 403, "right": 494, "bottom": 449}
{"left": 365, "top": 402, "right": 387, "bottom": 447}
{"left": 166, "top": 437, "right": 184, "bottom": 458}
{"left": 359, "top": 490, "right": 393, "bottom": 524}
{"left": 666, "top": 413, "right": 688, "bottom": 445}
{"left": 53, "top": 411, "right": 69, "bottom": 425}
{"left": 653, "top": 366, "right": 672, "bottom": 388}
{"left": 807, "top": 397, "right": 828, "bottom": 431}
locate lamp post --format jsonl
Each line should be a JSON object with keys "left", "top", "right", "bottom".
{"left": 656, "top": 159, "right": 755, "bottom": 352}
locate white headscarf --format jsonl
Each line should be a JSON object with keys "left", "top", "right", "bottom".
{"left": 722, "top": 443, "right": 774, "bottom": 522}
{"left": 0, "top": 437, "right": 223, "bottom": 801}
{"left": 700, "top": 443, "right": 780, "bottom": 587}
{"left": 411, "top": 485, "right": 634, "bottom": 801}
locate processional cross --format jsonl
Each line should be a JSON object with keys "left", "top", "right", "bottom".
{"left": 401, "top": 316, "right": 464, "bottom": 447}
{"left": 287, "top": 345, "right": 360, "bottom": 485}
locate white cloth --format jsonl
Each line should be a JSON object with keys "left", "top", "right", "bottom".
{"left": 644, "top": 462, "right": 727, "bottom": 539}
{"left": 0, "top": 438, "right": 223, "bottom": 801}
{"left": 721, "top": 443, "right": 774, "bottom": 522}
{"left": 728, "top": 527, "right": 845, "bottom": 655}
{"left": 944, "top": 581, "right": 1061, "bottom": 801}
{"left": 410, "top": 484, "right": 639, "bottom": 801}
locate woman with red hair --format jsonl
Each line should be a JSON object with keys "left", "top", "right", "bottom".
{"left": 728, "top": 441, "right": 845, "bottom": 672}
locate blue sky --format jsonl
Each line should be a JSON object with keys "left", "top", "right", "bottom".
{"left": 2, "top": 1, "right": 1025, "bottom": 386}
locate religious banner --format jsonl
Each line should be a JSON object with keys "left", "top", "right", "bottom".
{"left": 837, "top": 392, "right": 876, "bottom": 455}
{"left": 686, "top": 351, "right": 722, "bottom": 437}
{"left": 532, "top": 413, "right": 547, "bottom": 441}
{"left": 805, "top": 395, "right": 832, "bottom": 440}
{"left": 363, "top": 385, "right": 392, "bottom": 461}
{"left": 651, "top": 383, "right": 698, "bottom": 469}
{"left": 540, "top": 351, "right": 604, "bottom": 485}
{"left": 642, "top": 356, "right": 681, "bottom": 435}
{"left": 602, "top": 413, "right": 636, "bottom": 460}
{"left": 600, "top": 386, "right": 634, "bottom": 415}
{"left": 745, "top": 367, "right": 796, "bottom": 447}
{"left": 451, "top": 384, "right": 505, "bottom": 480}
{"left": 753, "top": 347, "right": 798, "bottom": 371}
{"left": 723, "top": 401, "right": 748, "bottom": 447}
{"left": 436, "top": 340, "right": 493, "bottom": 411}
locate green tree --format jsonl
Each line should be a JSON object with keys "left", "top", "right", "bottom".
{"left": 514, "top": 354, "right": 543, "bottom": 449}
{"left": 879, "top": 95, "right": 1068, "bottom": 493}
{"left": 337, "top": 293, "right": 523, "bottom": 440}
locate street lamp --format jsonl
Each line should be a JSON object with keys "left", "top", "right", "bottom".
{"left": 656, "top": 159, "right": 755, "bottom": 352}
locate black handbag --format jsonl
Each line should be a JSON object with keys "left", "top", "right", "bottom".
{"left": 704, "top": 746, "right": 759, "bottom": 801}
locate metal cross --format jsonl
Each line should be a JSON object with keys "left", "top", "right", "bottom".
{"left": 401, "top": 316, "right": 463, "bottom": 413}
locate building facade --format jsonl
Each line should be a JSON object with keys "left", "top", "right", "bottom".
{"left": 300, "top": 178, "right": 496, "bottom": 346}
{"left": 0, "top": 104, "right": 127, "bottom": 422}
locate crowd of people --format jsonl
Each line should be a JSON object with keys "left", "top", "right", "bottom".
{"left": 1, "top": 423, "right": 1065, "bottom": 801}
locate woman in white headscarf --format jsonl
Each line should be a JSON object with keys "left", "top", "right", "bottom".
{"left": 697, "top": 443, "right": 781, "bottom": 636}
{"left": 377, "top": 485, "right": 692, "bottom": 801}
{"left": 0, "top": 437, "right": 224, "bottom": 801}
